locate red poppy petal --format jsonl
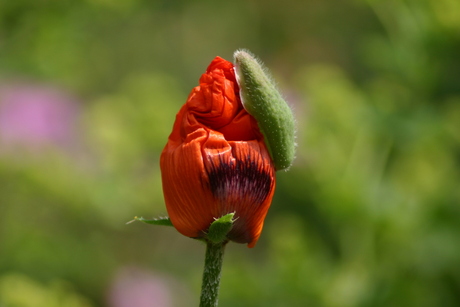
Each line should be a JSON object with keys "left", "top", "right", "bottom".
{"left": 203, "top": 140, "right": 275, "bottom": 247}
{"left": 161, "top": 128, "right": 219, "bottom": 238}
{"left": 160, "top": 56, "right": 276, "bottom": 247}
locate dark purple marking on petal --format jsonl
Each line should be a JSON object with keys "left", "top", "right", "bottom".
{"left": 206, "top": 152, "right": 273, "bottom": 208}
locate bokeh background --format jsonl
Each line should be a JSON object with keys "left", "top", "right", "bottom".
{"left": 1, "top": 0, "right": 460, "bottom": 306}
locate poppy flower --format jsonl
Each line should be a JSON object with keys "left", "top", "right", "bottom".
{"left": 160, "top": 56, "right": 276, "bottom": 248}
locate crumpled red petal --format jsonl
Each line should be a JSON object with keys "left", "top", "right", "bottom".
{"left": 160, "top": 56, "right": 276, "bottom": 247}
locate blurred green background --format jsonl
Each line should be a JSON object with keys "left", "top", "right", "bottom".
{"left": 1, "top": 0, "right": 459, "bottom": 306}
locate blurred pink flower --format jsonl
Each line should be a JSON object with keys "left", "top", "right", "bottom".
{"left": 107, "top": 267, "right": 175, "bottom": 307}
{"left": 0, "top": 83, "right": 80, "bottom": 152}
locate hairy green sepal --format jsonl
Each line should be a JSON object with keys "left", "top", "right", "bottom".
{"left": 206, "top": 213, "right": 235, "bottom": 244}
{"left": 234, "top": 50, "right": 296, "bottom": 171}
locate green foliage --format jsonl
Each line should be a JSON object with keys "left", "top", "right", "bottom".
{"left": 0, "top": 273, "right": 94, "bottom": 307}
{"left": 1, "top": 0, "right": 459, "bottom": 306}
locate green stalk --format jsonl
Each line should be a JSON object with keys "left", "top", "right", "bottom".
{"left": 199, "top": 240, "right": 228, "bottom": 307}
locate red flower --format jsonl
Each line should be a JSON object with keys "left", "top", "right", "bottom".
{"left": 160, "top": 57, "right": 276, "bottom": 247}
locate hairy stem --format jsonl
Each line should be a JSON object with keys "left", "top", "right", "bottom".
{"left": 199, "top": 240, "right": 227, "bottom": 307}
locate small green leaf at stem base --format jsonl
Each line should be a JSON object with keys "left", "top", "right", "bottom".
{"left": 126, "top": 216, "right": 173, "bottom": 226}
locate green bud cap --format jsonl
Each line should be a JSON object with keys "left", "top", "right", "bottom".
{"left": 206, "top": 213, "right": 235, "bottom": 244}
{"left": 233, "top": 50, "right": 296, "bottom": 171}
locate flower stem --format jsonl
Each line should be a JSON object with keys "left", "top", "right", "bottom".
{"left": 199, "top": 240, "right": 227, "bottom": 307}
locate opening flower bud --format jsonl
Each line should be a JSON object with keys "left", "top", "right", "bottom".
{"left": 160, "top": 57, "right": 276, "bottom": 247}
